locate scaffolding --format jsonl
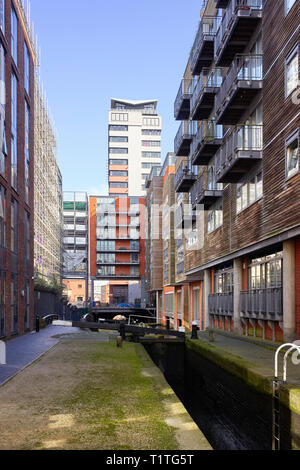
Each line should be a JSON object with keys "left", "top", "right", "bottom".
{"left": 34, "top": 74, "right": 63, "bottom": 283}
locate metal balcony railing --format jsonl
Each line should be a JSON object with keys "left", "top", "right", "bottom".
{"left": 174, "top": 121, "right": 194, "bottom": 156}
{"left": 240, "top": 288, "right": 283, "bottom": 319}
{"left": 174, "top": 79, "right": 195, "bottom": 120}
{"left": 190, "top": 16, "right": 222, "bottom": 75}
{"left": 215, "top": 54, "right": 263, "bottom": 121}
{"left": 191, "top": 120, "right": 223, "bottom": 165}
{"left": 215, "top": 0, "right": 263, "bottom": 64}
{"left": 208, "top": 293, "right": 234, "bottom": 317}
{"left": 215, "top": 125, "right": 263, "bottom": 183}
{"left": 175, "top": 162, "right": 197, "bottom": 193}
{"left": 190, "top": 171, "right": 223, "bottom": 207}
{"left": 191, "top": 68, "right": 222, "bottom": 119}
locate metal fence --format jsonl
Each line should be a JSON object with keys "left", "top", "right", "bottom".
{"left": 240, "top": 288, "right": 283, "bottom": 319}
{"left": 208, "top": 293, "right": 234, "bottom": 316}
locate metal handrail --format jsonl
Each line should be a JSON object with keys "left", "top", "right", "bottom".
{"left": 191, "top": 68, "right": 222, "bottom": 115}
{"left": 191, "top": 16, "right": 222, "bottom": 72}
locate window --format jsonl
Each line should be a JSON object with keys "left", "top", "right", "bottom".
{"left": 11, "top": 74, "right": 17, "bottom": 190}
{"left": 97, "top": 253, "right": 115, "bottom": 264}
{"left": 97, "top": 266, "right": 115, "bottom": 276}
{"left": 142, "top": 152, "right": 161, "bottom": 158}
{"left": 11, "top": 273, "right": 18, "bottom": 333}
{"left": 142, "top": 129, "right": 161, "bottom": 135}
{"left": 24, "top": 43, "right": 30, "bottom": 94}
{"left": 109, "top": 170, "right": 128, "bottom": 177}
{"left": 192, "top": 288, "right": 200, "bottom": 325}
{"left": 0, "top": 0, "right": 4, "bottom": 34}
{"left": 142, "top": 140, "right": 161, "bottom": 147}
{"left": 130, "top": 240, "right": 139, "bottom": 251}
{"left": 249, "top": 252, "right": 283, "bottom": 289}
{"left": 11, "top": 198, "right": 17, "bottom": 253}
{"left": 130, "top": 253, "right": 139, "bottom": 263}
{"left": 165, "top": 292, "right": 174, "bottom": 317}
{"left": 109, "top": 125, "right": 128, "bottom": 131}
{"left": 109, "top": 159, "right": 128, "bottom": 166}
{"left": 97, "top": 240, "right": 116, "bottom": 251}
{"left": 11, "top": 7, "right": 18, "bottom": 65}
{"left": 0, "top": 184, "right": 5, "bottom": 248}
{"left": 286, "top": 47, "right": 298, "bottom": 97}
{"left": 109, "top": 182, "right": 128, "bottom": 188}
{"left": 236, "top": 171, "right": 263, "bottom": 213}
{"left": 109, "top": 136, "right": 128, "bottom": 143}
{"left": 0, "top": 42, "right": 6, "bottom": 177}
{"left": 24, "top": 101, "right": 30, "bottom": 204}
{"left": 78, "top": 284, "right": 82, "bottom": 289}
{"left": 0, "top": 271, "right": 5, "bottom": 337}
{"left": 286, "top": 131, "right": 299, "bottom": 179}
{"left": 111, "top": 113, "right": 128, "bottom": 122}
{"left": 109, "top": 148, "right": 128, "bottom": 154}
{"left": 285, "top": 0, "right": 297, "bottom": 15}
{"left": 207, "top": 200, "right": 223, "bottom": 233}
{"left": 214, "top": 267, "right": 234, "bottom": 294}
{"left": 143, "top": 118, "right": 160, "bottom": 126}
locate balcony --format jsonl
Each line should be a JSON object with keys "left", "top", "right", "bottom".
{"left": 174, "top": 202, "right": 196, "bottom": 228}
{"left": 190, "top": 16, "right": 222, "bottom": 76}
{"left": 190, "top": 68, "right": 222, "bottom": 120}
{"left": 175, "top": 162, "right": 197, "bottom": 193}
{"left": 174, "top": 121, "right": 194, "bottom": 157}
{"left": 190, "top": 172, "right": 223, "bottom": 209}
{"left": 215, "top": 0, "right": 263, "bottom": 67}
{"left": 191, "top": 121, "right": 223, "bottom": 166}
{"left": 96, "top": 260, "right": 140, "bottom": 266}
{"left": 240, "top": 288, "right": 283, "bottom": 320}
{"left": 96, "top": 273, "right": 140, "bottom": 280}
{"left": 208, "top": 293, "right": 234, "bottom": 316}
{"left": 215, "top": 54, "right": 263, "bottom": 125}
{"left": 215, "top": 125, "right": 263, "bottom": 183}
{"left": 174, "top": 79, "right": 194, "bottom": 120}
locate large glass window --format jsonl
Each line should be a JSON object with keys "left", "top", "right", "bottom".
{"left": 165, "top": 292, "right": 174, "bottom": 317}
{"left": 207, "top": 200, "right": 223, "bottom": 234}
{"left": 142, "top": 129, "right": 161, "bottom": 136}
{"left": 11, "top": 7, "right": 18, "bottom": 65}
{"left": 109, "top": 170, "right": 128, "bottom": 177}
{"left": 214, "top": 268, "right": 234, "bottom": 294}
{"left": 142, "top": 140, "right": 161, "bottom": 147}
{"left": 286, "top": 46, "right": 298, "bottom": 97}
{"left": 97, "top": 253, "right": 115, "bottom": 264}
{"left": 286, "top": 130, "right": 299, "bottom": 179}
{"left": 24, "top": 101, "right": 30, "bottom": 203}
{"left": 11, "top": 198, "right": 17, "bottom": 253}
{"left": 111, "top": 113, "right": 128, "bottom": 122}
{"left": 109, "top": 159, "right": 128, "bottom": 166}
{"left": 24, "top": 43, "right": 30, "bottom": 94}
{"left": 236, "top": 170, "right": 263, "bottom": 213}
{"left": 109, "top": 148, "right": 128, "bottom": 154}
{"left": 0, "top": 184, "right": 5, "bottom": 249}
{"left": 97, "top": 266, "right": 115, "bottom": 276}
{"left": 109, "top": 182, "right": 128, "bottom": 188}
{"left": 109, "top": 125, "right": 128, "bottom": 131}
{"left": 11, "top": 273, "right": 18, "bottom": 333}
{"left": 97, "top": 240, "right": 115, "bottom": 251}
{"left": 249, "top": 252, "right": 283, "bottom": 289}
{"left": 0, "top": 42, "right": 6, "bottom": 177}
{"left": 142, "top": 152, "right": 161, "bottom": 158}
{"left": 109, "top": 136, "right": 128, "bottom": 143}
{"left": 11, "top": 73, "right": 17, "bottom": 189}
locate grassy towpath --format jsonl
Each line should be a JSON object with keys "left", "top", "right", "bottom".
{"left": 0, "top": 334, "right": 210, "bottom": 450}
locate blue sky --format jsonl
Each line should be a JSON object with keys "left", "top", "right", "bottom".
{"left": 30, "top": 0, "right": 202, "bottom": 195}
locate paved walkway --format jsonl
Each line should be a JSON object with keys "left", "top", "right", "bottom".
{"left": 195, "top": 330, "right": 300, "bottom": 385}
{"left": 0, "top": 325, "right": 81, "bottom": 387}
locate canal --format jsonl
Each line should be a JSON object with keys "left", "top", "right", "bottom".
{"left": 142, "top": 340, "right": 286, "bottom": 450}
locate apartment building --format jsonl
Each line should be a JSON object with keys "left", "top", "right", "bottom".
{"left": 62, "top": 191, "right": 89, "bottom": 306}
{"left": 171, "top": 0, "right": 300, "bottom": 343}
{"left": 89, "top": 196, "right": 145, "bottom": 305}
{"left": 0, "top": 0, "right": 36, "bottom": 338}
{"left": 34, "top": 80, "right": 63, "bottom": 283}
{"left": 108, "top": 99, "right": 162, "bottom": 197}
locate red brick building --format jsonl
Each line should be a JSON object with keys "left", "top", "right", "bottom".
{"left": 0, "top": 0, "right": 35, "bottom": 338}
{"left": 89, "top": 196, "right": 145, "bottom": 305}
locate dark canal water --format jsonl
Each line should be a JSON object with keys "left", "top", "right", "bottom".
{"left": 143, "top": 342, "right": 276, "bottom": 450}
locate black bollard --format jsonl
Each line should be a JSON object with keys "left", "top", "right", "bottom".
{"left": 36, "top": 316, "right": 40, "bottom": 333}
{"left": 191, "top": 322, "right": 198, "bottom": 340}
{"left": 119, "top": 322, "right": 126, "bottom": 341}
